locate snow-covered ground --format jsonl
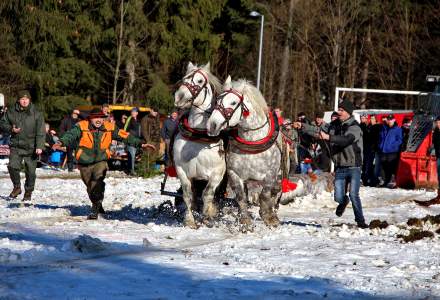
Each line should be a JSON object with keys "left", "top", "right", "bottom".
{"left": 1, "top": 159, "right": 440, "bottom": 299}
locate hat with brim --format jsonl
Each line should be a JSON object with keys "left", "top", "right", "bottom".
{"left": 386, "top": 114, "right": 395, "bottom": 120}
{"left": 88, "top": 108, "right": 106, "bottom": 119}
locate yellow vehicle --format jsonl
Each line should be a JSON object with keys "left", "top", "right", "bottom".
{"left": 75, "top": 104, "right": 164, "bottom": 170}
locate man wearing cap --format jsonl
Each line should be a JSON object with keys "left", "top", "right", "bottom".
{"left": 60, "top": 109, "right": 81, "bottom": 171}
{"left": 294, "top": 99, "right": 368, "bottom": 228}
{"left": 378, "top": 114, "right": 403, "bottom": 188}
{"left": 360, "top": 114, "right": 374, "bottom": 186}
{"left": 124, "top": 107, "right": 142, "bottom": 175}
{"left": 54, "top": 108, "right": 155, "bottom": 219}
{"left": 0, "top": 90, "right": 45, "bottom": 201}
{"left": 416, "top": 116, "right": 440, "bottom": 206}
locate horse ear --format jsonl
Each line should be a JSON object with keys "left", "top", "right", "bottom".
{"left": 203, "top": 62, "right": 211, "bottom": 72}
{"left": 187, "top": 61, "right": 195, "bottom": 73}
{"left": 224, "top": 75, "right": 232, "bottom": 89}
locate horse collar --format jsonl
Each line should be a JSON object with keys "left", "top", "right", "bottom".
{"left": 229, "top": 110, "right": 280, "bottom": 154}
{"left": 178, "top": 112, "right": 222, "bottom": 143}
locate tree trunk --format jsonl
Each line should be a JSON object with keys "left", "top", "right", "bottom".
{"left": 124, "top": 39, "right": 136, "bottom": 105}
{"left": 360, "top": 22, "right": 371, "bottom": 109}
{"left": 113, "top": 0, "right": 125, "bottom": 104}
{"left": 277, "top": 0, "right": 296, "bottom": 109}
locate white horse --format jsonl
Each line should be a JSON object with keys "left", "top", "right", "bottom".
{"left": 207, "top": 76, "right": 284, "bottom": 228}
{"left": 173, "top": 62, "right": 226, "bottom": 228}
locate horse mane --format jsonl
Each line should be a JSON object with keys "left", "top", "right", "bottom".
{"left": 231, "top": 79, "right": 268, "bottom": 117}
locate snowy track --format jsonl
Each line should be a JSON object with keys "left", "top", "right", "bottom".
{"left": 1, "top": 163, "right": 440, "bottom": 299}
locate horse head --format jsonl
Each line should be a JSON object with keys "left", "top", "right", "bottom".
{"left": 174, "top": 62, "right": 219, "bottom": 111}
{"left": 207, "top": 76, "right": 268, "bottom": 136}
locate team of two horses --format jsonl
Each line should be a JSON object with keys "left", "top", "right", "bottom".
{"left": 173, "top": 62, "right": 294, "bottom": 230}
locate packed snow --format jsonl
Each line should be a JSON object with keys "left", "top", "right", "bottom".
{"left": 1, "top": 158, "right": 440, "bottom": 299}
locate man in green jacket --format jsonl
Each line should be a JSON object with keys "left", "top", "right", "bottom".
{"left": 54, "top": 108, "right": 155, "bottom": 219}
{"left": 0, "top": 90, "right": 45, "bottom": 201}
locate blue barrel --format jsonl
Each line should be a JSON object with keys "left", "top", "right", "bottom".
{"left": 50, "top": 151, "right": 62, "bottom": 164}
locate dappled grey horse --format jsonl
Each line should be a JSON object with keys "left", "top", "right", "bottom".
{"left": 173, "top": 62, "right": 226, "bottom": 228}
{"left": 207, "top": 76, "right": 285, "bottom": 228}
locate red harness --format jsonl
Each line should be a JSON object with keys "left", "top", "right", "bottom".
{"left": 178, "top": 112, "right": 222, "bottom": 143}
{"left": 229, "top": 110, "right": 280, "bottom": 154}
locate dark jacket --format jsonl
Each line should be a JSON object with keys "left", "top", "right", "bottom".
{"left": 379, "top": 124, "right": 403, "bottom": 154}
{"left": 370, "top": 123, "right": 382, "bottom": 152}
{"left": 141, "top": 115, "right": 161, "bottom": 145}
{"left": 302, "top": 116, "right": 363, "bottom": 168}
{"left": 161, "top": 117, "right": 178, "bottom": 140}
{"left": 0, "top": 102, "right": 45, "bottom": 155}
{"left": 360, "top": 122, "right": 373, "bottom": 152}
{"left": 124, "top": 116, "right": 142, "bottom": 138}
{"left": 59, "top": 115, "right": 79, "bottom": 135}
{"left": 432, "top": 128, "right": 440, "bottom": 158}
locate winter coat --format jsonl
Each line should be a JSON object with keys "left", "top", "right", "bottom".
{"left": 360, "top": 123, "right": 373, "bottom": 152}
{"left": 379, "top": 124, "right": 403, "bottom": 154}
{"left": 302, "top": 116, "right": 363, "bottom": 168}
{"left": 60, "top": 120, "right": 141, "bottom": 165}
{"left": 432, "top": 128, "right": 440, "bottom": 158}
{"left": 0, "top": 102, "right": 45, "bottom": 155}
{"left": 141, "top": 115, "right": 161, "bottom": 145}
{"left": 124, "top": 116, "right": 141, "bottom": 138}
{"left": 160, "top": 117, "right": 178, "bottom": 140}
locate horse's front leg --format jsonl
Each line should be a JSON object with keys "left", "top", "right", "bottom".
{"left": 228, "top": 170, "right": 253, "bottom": 230}
{"left": 201, "top": 174, "right": 223, "bottom": 226}
{"left": 259, "top": 182, "right": 281, "bottom": 228}
{"left": 176, "top": 169, "right": 198, "bottom": 229}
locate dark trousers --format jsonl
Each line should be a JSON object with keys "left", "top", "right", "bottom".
{"left": 381, "top": 152, "right": 400, "bottom": 185}
{"left": 361, "top": 149, "right": 374, "bottom": 186}
{"left": 8, "top": 150, "right": 37, "bottom": 191}
{"left": 66, "top": 146, "right": 75, "bottom": 171}
{"left": 79, "top": 161, "right": 108, "bottom": 204}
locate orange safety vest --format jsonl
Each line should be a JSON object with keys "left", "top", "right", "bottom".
{"left": 76, "top": 120, "right": 129, "bottom": 160}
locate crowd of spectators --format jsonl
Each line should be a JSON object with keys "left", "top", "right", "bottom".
{"left": 280, "top": 108, "right": 409, "bottom": 188}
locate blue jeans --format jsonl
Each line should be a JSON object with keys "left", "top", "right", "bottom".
{"left": 334, "top": 167, "right": 365, "bottom": 224}
{"left": 127, "top": 145, "right": 137, "bottom": 173}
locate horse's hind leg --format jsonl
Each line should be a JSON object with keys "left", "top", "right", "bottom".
{"left": 259, "top": 185, "right": 280, "bottom": 227}
{"left": 229, "top": 170, "right": 253, "bottom": 230}
{"left": 177, "top": 170, "right": 198, "bottom": 229}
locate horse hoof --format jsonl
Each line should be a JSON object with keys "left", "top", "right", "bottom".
{"left": 239, "top": 215, "right": 253, "bottom": 226}
{"left": 184, "top": 219, "right": 199, "bottom": 229}
{"left": 239, "top": 223, "right": 255, "bottom": 233}
{"left": 263, "top": 215, "right": 280, "bottom": 228}
{"left": 202, "top": 217, "right": 215, "bottom": 228}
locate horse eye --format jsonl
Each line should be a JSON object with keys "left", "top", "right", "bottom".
{"left": 231, "top": 101, "right": 237, "bottom": 106}
{"left": 198, "top": 79, "right": 203, "bottom": 84}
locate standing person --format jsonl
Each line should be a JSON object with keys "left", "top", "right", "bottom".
{"left": 360, "top": 114, "right": 374, "bottom": 186}
{"left": 0, "top": 90, "right": 45, "bottom": 201}
{"left": 141, "top": 107, "right": 161, "bottom": 157}
{"left": 416, "top": 116, "right": 440, "bottom": 206}
{"left": 59, "top": 109, "right": 80, "bottom": 172}
{"left": 369, "top": 115, "right": 382, "bottom": 186}
{"left": 124, "top": 107, "right": 142, "bottom": 175}
{"left": 294, "top": 99, "right": 368, "bottom": 228}
{"left": 160, "top": 111, "right": 178, "bottom": 166}
{"left": 274, "top": 107, "right": 284, "bottom": 125}
{"left": 379, "top": 114, "right": 403, "bottom": 188}
{"left": 53, "top": 108, "right": 155, "bottom": 219}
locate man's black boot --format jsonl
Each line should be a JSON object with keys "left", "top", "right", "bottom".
{"left": 87, "top": 204, "right": 99, "bottom": 220}
{"left": 22, "top": 190, "right": 32, "bottom": 201}
{"left": 9, "top": 186, "right": 22, "bottom": 198}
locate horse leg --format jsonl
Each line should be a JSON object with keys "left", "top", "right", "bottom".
{"left": 201, "top": 175, "right": 222, "bottom": 226}
{"left": 228, "top": 170, "right": 253, "bottom": 230}
{"left": 177, "top": 171, "right": 198, "bottom": 229}
{"left": 259, "top": 184, "right": 280, "bottom": 228}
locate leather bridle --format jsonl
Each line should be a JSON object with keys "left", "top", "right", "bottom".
{"left": 176, "top": 69, "right": 211, "bottom": 114}
{"left": 213, "top": 88, "right": 249, "bottom": 128}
